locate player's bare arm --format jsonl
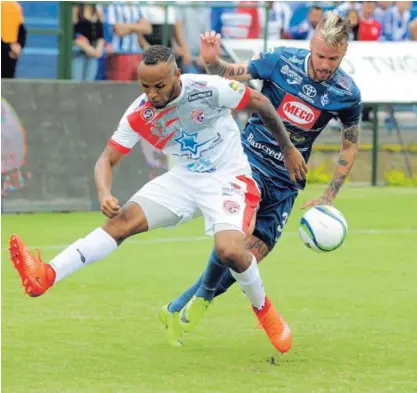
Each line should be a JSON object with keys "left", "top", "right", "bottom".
{"left": 94, "top": 145, "right": 125, "bottom": 218}
{"left": 301, "top": 124, "right": 360, "bottom": 209}
{"left": 200, "top": 31, "right": 252, "bottom": 82}
{"left": 246, "top": 89, "right": 308, "bottom": 182}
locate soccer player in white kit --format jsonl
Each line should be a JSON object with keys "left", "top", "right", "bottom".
{"left": 9, "top": 45, "right": 307, "bottom": 353}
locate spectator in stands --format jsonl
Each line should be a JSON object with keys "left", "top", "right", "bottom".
{"left": 335, "top": 1, "right": 362, "bottom": 17}
{"left": 259, "top": 1, "right": 292, "bottom": 40}
{"left": 410, "top": 16, "right": 417, "bottom": 40}
{"left": 359, "top": 1, "right": 382, "bottom": 41}
{"left": 175, "top": 1, "right": 211, "bottom": 74}
{"left": 346, "top": 9, "right": 359, "bottom": 40}
{"left": 289, "top": 5, "right": 323, "bottom": 40}
{"left": 1, "top": 1, "right": 26, "bottom": 79}
{"left": 100, "top": 3, "right": 152, "bottom": 81}
{"left": 374, "top": 1, "right": 393, "bottom": 24}
{"left": 138, "top": 4, "right": 190, "bottom": 71}
{"left": 382, "top": 1, "right": 413, "bottom": 40}
{"left": 72, "top": 4, "right": 104, "bottom": 81}
{"left": 236, "top": 1, "right": 261, "bottom": 39}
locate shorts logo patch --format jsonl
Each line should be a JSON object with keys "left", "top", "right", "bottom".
{"left": 223, "top": 200, "right": 241, "bottom": 215}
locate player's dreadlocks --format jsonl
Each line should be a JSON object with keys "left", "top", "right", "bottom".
{"left": 316, "top": 10, "right": 352, "bottom": 46}
{"left": 142, "top": 45, "right": 175, "bottom": 66}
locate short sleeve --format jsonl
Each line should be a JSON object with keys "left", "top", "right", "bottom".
{"left": 337, "top": 92, "right": 362, "bottom": 128}
{"left": 211, "top": 77, "right": 251, "bottom": 111}
{"left": 107, "top": 97, "right": 145, "bottom": 153}
{"left": 248, "top": 46, "right": 283, "bottom": 80}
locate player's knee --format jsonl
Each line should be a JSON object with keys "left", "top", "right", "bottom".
{"left": 102, "top": 208, "right": 148, "bottom": 243}
{"left": 215, "top": 244, "right": 245, "bottom": 267}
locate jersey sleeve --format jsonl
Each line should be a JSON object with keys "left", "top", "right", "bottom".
{"left": 211, "top": 76, "right": 251, "bottom": 111}
{"left": 337, "top": 91, "right": 362, "bottom": 128}
{"left": 107, "top": 97, "right": 144, "bottom": 154}
{"left": 248, "top": 46, "right": 283, "bottom": 80}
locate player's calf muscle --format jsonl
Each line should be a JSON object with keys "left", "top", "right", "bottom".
{"left": 246, "top": 236, "right": 270, "bottom": 262}
{"left": 102, "top": 204, "right": 149, "bottom": 244}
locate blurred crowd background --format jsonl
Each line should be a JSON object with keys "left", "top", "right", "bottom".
{"left": 2, "top": 1, "right": 417, "bottom": 82}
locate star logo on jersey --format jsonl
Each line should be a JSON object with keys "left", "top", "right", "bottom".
{"left": 174, "top": 129, "right": 221, "bottom": 157}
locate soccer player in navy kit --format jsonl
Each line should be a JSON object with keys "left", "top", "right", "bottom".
{"left": 161, "top": 11, "right": 361, "bottom": 349}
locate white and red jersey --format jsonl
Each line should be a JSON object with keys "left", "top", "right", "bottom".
{"left": 109, "top": 74, "right": 251, "bottom": 174}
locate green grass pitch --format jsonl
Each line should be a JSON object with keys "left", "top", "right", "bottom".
{"left": 2, "top": 186, "right": 417, "bottom": 393}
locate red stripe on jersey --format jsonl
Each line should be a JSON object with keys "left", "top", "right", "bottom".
{"left": 235, "top": 86, "right": 252, "bottom": 111}
{"left": 108, "top": 139, "right": 131, "bottom": 154}
{"left": 236, "top": 175, "right": 261, "bottom": 235}
{"left": 127, "top": 102, "right": 179, "bottom": 150}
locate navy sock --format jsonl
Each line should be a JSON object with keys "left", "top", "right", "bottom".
{"left": 214, "top": 270, "right": 237, "bottom": 297}
{"left": 195, "top": 248, "right": 227, "bottom": 302}
{"left": 168, "top": 274, "right": 203, "bottom": 313}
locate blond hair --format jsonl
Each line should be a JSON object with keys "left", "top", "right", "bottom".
{"left": 316, "top": 11, "right": 351, "bottom": 46}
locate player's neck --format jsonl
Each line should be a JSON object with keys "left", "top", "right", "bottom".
{"left": 307, "top": 57, "right": 320, "bottom": 82}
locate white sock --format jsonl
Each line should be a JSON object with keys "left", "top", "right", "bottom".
{"left": 50, "top": 227, "right": 117, "bottom": 283}
{"left": 230, "top": 255, "right": 266, "bottom": 310}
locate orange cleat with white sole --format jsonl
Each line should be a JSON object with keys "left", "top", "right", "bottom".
{"left": 9, "top": 235, "right": 56, "bottom": 297}
{"left": 253, "top": 296, "right": 292, "bottom": 353}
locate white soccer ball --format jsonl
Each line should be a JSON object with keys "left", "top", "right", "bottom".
{"left": 299, "top": 205, "right": 348, "bottom": 253}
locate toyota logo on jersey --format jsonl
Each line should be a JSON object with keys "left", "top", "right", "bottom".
{"left": 278, "top": 93, "right": 321, "bottom": 129}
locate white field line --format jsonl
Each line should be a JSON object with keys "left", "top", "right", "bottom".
{"left": 1, "top": 229, "right": 416, "bottom": 252}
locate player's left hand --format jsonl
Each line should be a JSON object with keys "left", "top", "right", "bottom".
{"left": 301, "top": 195, "right": 333, "bottom": 210}
{"left": 283, "top": 146, "right": 308, "bottom": 183}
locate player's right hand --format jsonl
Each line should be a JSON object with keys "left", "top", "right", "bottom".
{"left": 283, "top": 146, "right": 308, "bottom": 183}
{"left": 200, "top": 31, "right": 222, "bottom": 64}
{"left": 100, "top": 194, "right": 120, "bottom": 218}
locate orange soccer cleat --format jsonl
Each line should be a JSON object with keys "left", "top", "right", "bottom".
{"left": 253, "top": 296, "right": 292, "bottom": 353}
{"left": 9, "top": 235, "right": 56, "bottom": 297}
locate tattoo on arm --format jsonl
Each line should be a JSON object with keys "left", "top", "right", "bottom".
{"left": 337, "top": 158, "right": 349, "bottom": 166}
{"left": 206, "top": 59, "right": 250, "bottom": 79}
{"left": 343, "top": 124, "right": 360, "bottom": 144}
{"left": 327, "top": 173, "right": 348, "bottom": 199}
{"left": 206, "top": 60, "right": 227, "bottom": 77}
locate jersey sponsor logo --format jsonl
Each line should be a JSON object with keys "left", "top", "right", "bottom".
{"left": 174, "top": 129, "right": 222, "bottom": 158}
{"left": 186, "top": 158, "right": 216, "bottom": 173}
{"left": 188, "top": 91, "right": 213, "bottom": 102}
{"left": 302, "top": 84, "right": 317, "bottom": 98}
{"left": 223, "top": 200, "right": 241, "bottom": 215}
{"left": 280, "top": 65, "right": 303, "bottom": 85}
{"left": 247, "top": 133, "right": 285, "bottom": 161}
{"left": 191, "top": 81, "right": 207, "bottom": 88}
{"left": 191, "top": 109, "right": 205, "bottom": 124}
{"left": 278, "top": 93, "right": 321, "bottom": 129}
{"left": 288, "top": 55, "right": 304, "bottom": 65}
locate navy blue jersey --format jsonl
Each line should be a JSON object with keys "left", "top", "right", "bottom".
{"left": 243, "top": 46, "right": 362, "bottom": 189}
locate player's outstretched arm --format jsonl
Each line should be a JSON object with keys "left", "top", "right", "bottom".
{"left": 200, "top": 31, "right": 252, "bottom": 81}
{"left": 95, "top": 145, "right": 125, "bottom": 218}
{"left": 246, "top": 89, "right": 308, "bottom": 183}
{"left": 301, "top": 124, "right": 360, "bottom": 209}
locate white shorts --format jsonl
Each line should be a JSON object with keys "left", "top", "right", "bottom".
{"left": 130, "top": 167, "right": 260, "bottom": 236}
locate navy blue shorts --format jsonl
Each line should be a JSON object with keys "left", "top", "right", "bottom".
{"left": 250, "top": 162, "right": 298, "bottom": 251}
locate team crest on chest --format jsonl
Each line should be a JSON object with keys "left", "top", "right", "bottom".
{"left": 191, "top": 109, "right": 205, "bottom": 124}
